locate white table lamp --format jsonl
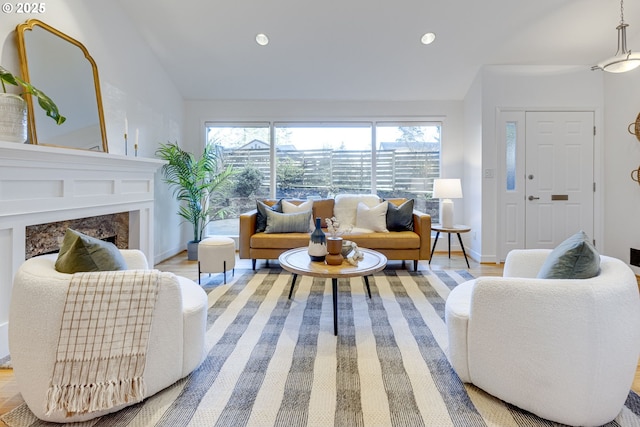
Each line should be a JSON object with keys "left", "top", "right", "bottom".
{"left": 433, "top": 178, "right": 463, "bottom": 228}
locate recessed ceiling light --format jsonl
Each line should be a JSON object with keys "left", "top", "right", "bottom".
{"left": 256, "top": 33, "right": 269, "bottom": 46}
{"left": 421, "top": 32, "right": 436, "bottom": 45}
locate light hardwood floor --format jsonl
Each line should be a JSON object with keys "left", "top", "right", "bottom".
{"left": 1, "top": 251, "right": 639, "bottom": 421}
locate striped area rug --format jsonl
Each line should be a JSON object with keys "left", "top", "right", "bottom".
{"left": 3, "top": 268, "right": 640, "bottom": 426}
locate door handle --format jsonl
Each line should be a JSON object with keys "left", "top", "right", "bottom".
{"left": 528, "top": 195, "right": 540, "bottom": 201}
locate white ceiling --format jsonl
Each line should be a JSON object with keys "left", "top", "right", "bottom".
{"left": 117, "top": 0, "right": 640, "bottom": 101}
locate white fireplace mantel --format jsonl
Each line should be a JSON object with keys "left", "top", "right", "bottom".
{"left": 0, "top": 141, "right": 165, "bottom": 357}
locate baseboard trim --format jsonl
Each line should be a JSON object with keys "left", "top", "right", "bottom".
{"left": 154, "top": 245, "right": 185, "bottom": 266}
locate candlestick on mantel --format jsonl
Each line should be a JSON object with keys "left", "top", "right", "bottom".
{"left": 135, "top": 129, "right": 139, "bottom": 157}
{"left": 124, "top": 118, "right": 129, "bottom": 156}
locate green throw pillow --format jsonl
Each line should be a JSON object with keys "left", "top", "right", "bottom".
{"left": 537, "top": 231, "right": 600, "bottom": 279}
{"left": 55, "top": 228, "right": 128, "bottom": 274}
{"left": 264, "top": 210, "right": 312, "bottom": 234}
{"left": 386, "top": 199, "right": 414, "bottom": 232}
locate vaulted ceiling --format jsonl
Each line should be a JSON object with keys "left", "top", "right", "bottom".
{"left": 117, "top": 0, "right": 640, "bottom": 101}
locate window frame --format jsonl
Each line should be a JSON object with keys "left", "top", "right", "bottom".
{"left": 204, "top": 119, "right": 443, "bottom": 235}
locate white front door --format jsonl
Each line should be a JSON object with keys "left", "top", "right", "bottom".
{"left": 497, "top": 110, "right": 595, "bottom": 260}
{"left": 524, "top": 111, "right": 594, "bottom": 248}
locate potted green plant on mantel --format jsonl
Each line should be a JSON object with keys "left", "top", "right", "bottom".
{"left": 0, "top": 65, "right": 65, "bottom": 143}
{"left": 156, "top": 142, "right": 236, "bottom": 260}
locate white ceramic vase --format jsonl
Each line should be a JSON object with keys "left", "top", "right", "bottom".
{"left": 0, "top": 93, "right": 27, "bottom": 143}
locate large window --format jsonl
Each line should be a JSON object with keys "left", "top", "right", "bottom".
{"left": 205, "top": 121, "right": 441, "bottom": 236}
{"left": 274, "top": 123, "right": 372, "bottom": 199}
{"left": 375, "top": 123, "right": 440, "bottom": 218}
{"left": 206, "top": 123, "right": 271, "bottom": 236}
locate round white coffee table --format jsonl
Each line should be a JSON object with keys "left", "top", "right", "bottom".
{"left": 278, "top": 247, "right": 387, "bottom": 335}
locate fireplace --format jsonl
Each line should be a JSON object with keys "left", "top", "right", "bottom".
{"left": 0, "top": 141, "right": 165, "bottom": 357}
{"left": 25, "top": 212, "right": 130, "bottom": 258}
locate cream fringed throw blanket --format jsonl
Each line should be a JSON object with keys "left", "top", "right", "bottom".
{"left": 45, "top": 270, "right": 161, "bottom": 417}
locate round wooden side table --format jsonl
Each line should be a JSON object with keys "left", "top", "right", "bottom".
{"left": 429, "top": 224, "right": 471, "bottom": 268}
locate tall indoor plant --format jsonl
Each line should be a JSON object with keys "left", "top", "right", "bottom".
{"left": 0, "top": 65, "right": 65, "bottom": 143}
{"left": 156, "top": 142, "right": 235, "bottom": 260}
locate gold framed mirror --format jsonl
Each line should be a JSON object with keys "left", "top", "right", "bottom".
{"left": 15, "top": 19, "right": 108, "bottom": 152}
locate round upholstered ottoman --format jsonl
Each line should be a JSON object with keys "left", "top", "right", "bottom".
{"left": 198, "top": 236, "right": 236, "bottom": 284}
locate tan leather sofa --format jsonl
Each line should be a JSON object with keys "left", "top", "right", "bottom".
{"left": 239, "top": 197, "right": 431, "bottom": 270}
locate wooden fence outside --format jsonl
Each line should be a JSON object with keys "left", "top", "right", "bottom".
{"left": 224, "top": 148, "right": 440, "bottom": 196}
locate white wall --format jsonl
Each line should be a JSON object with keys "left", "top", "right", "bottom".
{"left": 463, "top": 72, "right": 484, "bottom": 261}
{"left": 0, "top": 1, "right": 184, "bottom": 264}
{"left": 603, "top": 71, "right": 640, "bottom": 275}
{"left": 477, "top": 66, "right": 604, "bottom": 263}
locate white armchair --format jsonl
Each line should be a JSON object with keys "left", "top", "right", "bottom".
{"left": 9, "top": 250, "right": 208, "bottom": 423}
{"left": 445, "top": 249, "right": 640, "bottom": 427}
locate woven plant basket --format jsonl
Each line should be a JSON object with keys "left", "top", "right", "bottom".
{"left": 628, "top": 112, "right": 640, "bottom": 142}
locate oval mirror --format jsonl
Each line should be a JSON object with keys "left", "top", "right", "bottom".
{"left": 15, "top": 19, "right": 108, "bottom": 152}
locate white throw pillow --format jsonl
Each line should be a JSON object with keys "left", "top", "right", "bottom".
{"left": 282, "top": 199, "right": 314, "bottom": 231}
{"left": 282, "top": 199, "right": 313, "bottom": 214}
{"left": 355, "top": 201, "right": 389, "bottom": 232}
{"left": 333, "top": 194, "right": 381, "bottom": 228}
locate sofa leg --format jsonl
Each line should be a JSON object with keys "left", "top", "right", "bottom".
{"left": 252, "top": 259, "right": 256, "bottom": 270}
{"left": 413, "top": 260, "right": 418, "bottom": 271}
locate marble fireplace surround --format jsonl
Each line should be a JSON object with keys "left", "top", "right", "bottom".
{"left": 25, "top": 212, "right": 130, "bottom": 259}
{"left": 0, "top": 141, "right": 164, "bottom": 357}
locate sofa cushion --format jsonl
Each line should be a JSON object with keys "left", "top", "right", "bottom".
{"left": 386, "top": 199, "right": 414, "bottom": 232}
{"left": 355, "top": 201, "right": 389, "bottom": 232}
{"left": 264, "top": 210, "right": 312, "bottom": 233}
{"left": 55, "top": 228, "right": 128, "bottom": 274}
{"left": 251, "top": 229, "right": 420, "bottom": 251}
{"left": 312, "top": 199, "right": 335, "bottom": 228}
{"left": 334, "top": 194, "right": 381, "bottom": 229}
{"left": 251, "top": 232, "right": 312, "bottom": 249}
{"left": 537, "top": 231, "right": 600, "bottom": 279}
{"left": 256, "top": 199, "right": 283, "bottom": 232}
{"left": 347, "top": 231, "right": 419, "bottom": 249}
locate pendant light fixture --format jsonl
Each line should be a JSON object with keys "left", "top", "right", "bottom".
{"left": 592, "top": 0, "right": 640, "bottom": 73}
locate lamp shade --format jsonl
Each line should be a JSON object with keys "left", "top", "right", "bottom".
{"left": 433, "top": 178, "right": 462, "bottom": 199}
{"left": 595, "top": 52, "right": 640, "bottom": 73}
{"left": 592, "top": 5, "right": 640, "bottom": 74}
